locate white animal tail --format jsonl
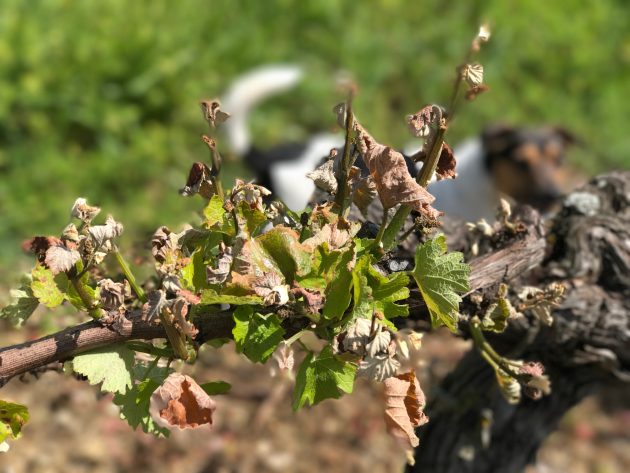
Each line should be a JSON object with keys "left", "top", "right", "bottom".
{"left": 221, "top": 65, "right": 303, "bottom": 155}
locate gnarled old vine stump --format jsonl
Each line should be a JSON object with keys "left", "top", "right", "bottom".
{"left": 410, "top": 171, "right": 630, "bottom": 472}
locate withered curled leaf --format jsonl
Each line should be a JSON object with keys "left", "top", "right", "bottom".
{"left": 463, "top": 63, "right": 484, "bottom": 87}
{"left": 22, "top": 236, "right": 63, "bottom": 265}
{"left": 342, "top": 317, "right": 372, "bottom": 355}
{"left": 383, "top": 371, "right": 429, "bottom": 449}
{"left": 180, "top": 162, "right": 215, "bottom": 199}
{"left": 291, "top": 285, "right": 324, "bottom": 315}
{"left": 407, "top": 106, "right": 433, "bottom": 138}
{"left": 200, "top": 99, "right": 230, "bottom": 127}
{"left": 306, "top": 159, "right": 338, "bottom": 194}
{"left": 44, "top": 245, "right": 81, "bottom": 275}
{"left": 149, "top": 373, "right": 216, "bottom": 430}
{"left": 351, "top": 175, "right": 377, "bottom": 217}
{"left": 88, "top": 216, "right": 123, "bottom": 247}
{"left": 169, "top": 297, "right": 198, "bottom": 338}
{"left": 356, "top": 123, "right": 441, "bottom": 218}
{"left": 231, "top": 179, "right": 271, "bottom": 213}
{"left": 302, "top": 221, "right": 357, "bottom": 251}
{"left": 252, "top": 272, "right": 290, "bottom": 306}
{"left": 465, "top": 84, "right": 490, "bottom": 101}
{"left": 206, "top": 243, "right": 233, "bottom": 285}
{"left": 71, "top": 197, "right": 101, "bottom": 223}
{"left": 97, "top": 279, "right": 130, "bottom": 311}
{"left": 358, "top": 353, "right": 400, "bottom": 382}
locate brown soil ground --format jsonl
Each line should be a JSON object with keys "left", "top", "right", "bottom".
{"left": 0, "top": 324, "right": 629, "bottom": 473}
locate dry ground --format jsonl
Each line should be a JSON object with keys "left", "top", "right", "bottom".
{"left": 0, "top": 323, "right": 628, "bottom": 473}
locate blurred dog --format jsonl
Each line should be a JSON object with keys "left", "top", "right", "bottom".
{"left": 429, "top": 125, "right": 576, "bottom": 221}
{"left": 222, "top": 66, "right": 575, "bottom": 221}
{"left": 221, "top": 65, "right": 343, "bottom": 211}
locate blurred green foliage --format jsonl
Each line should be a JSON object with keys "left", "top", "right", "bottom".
{"left": 0, "top": 0, "right": 629, "bottom": 280}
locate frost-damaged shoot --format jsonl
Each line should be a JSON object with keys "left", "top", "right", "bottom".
{"left": 0, "top": 25, "right": 560, "bottom": 458}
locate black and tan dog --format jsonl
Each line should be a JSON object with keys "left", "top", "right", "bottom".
{"left": 429, "top": 124, "right": 577, "bottom": 221}
{"left": 221, "top": 66, "right": 576, "bottom": 221}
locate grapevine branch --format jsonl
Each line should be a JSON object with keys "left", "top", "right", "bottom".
{"left": 0, "top": 215, "right": 545, "bottom": 388}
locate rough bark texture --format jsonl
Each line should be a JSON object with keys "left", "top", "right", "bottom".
{"left": 0, "top": 311, "right": 235, "bottom": 387}
{"left": 410, "top": 172, "right": 630, "bottom": 473}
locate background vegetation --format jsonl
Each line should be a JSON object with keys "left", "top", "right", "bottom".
{"left": 0, "top": 0, "right": 629, "bottom": 280}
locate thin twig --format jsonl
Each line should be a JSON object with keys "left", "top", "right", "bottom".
{"left": 334, "top": 93, "right": 355, "bottom": 215}
{"left": 113, "top": 248, "right": 147, "bottom": 303}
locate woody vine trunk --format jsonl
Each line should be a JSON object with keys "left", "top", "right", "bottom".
{"left": 410, "top": 171, "right": 630, "bottom": 472}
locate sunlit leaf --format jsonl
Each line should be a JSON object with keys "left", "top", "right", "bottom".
{"left": 293, "top": 345, "right": 356, "bottom": 410}
{"left": 411, "top": 235, "right": 470, "bottom": 332}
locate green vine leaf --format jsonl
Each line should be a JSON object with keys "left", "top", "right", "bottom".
{"left": 181, "top": 249, "right": 209, "bottom": 292}
{"left": 113, "top": 379, "right": 169, "bottom": 437}
{"left": 113, "top": 361, "right": 171, "bottom": 437}
{"left": 61, "top": 271, "right": 97, "bottom": 312}
{"left": 236, "top": 201, "right": 268, "bottom": 237}
{"left": 481, "top": 284, "right": 518, "bottom": 333}
{"left": 200, "top": 381, "right": 232, "bottom": 395}
{"left": 349, "top": 255, "right": 373, "bottom": 321}
{"left": 232, "top": 306, "right": 285, "bottom": 363}
{"left": 0, "top": 277, "right": 39, "bottom": 327}
{"left": 412, "top": 235, "right": 470, "bottom": 332}
{"left": 255, "top": 226, "right": 311, "bottom": 280}
{"left": 70, "top": 344, "right": 135, "bottom": 394}
{"left": 301, "top": 244, "right": 356, "bottom": 320}
{"left": 31, "top": 265, "right": 65, "bottom": 308}
{"left": 344, "top": 255, "right": 410, "bottom": 329}
{"left": 368, "top": 266, "right": 410, "bottom": 320}
{"left": 292, "top": 345, "right": 357, "bottom": 410}
{"left": 0, "top": 400, "right": 29, "bottom": 443}
{"left": 203, "top": 195, "right": 227, "bottom": 228}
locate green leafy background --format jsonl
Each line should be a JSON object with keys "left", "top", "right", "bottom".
{"left": 0, "top": 0, "right": 628, "bottom": 284}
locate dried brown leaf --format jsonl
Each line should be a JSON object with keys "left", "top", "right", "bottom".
{"left": 342, "top": 317, "right": 372, "bottom": 355}
{"left": 61, "top": 223, "right": 80, "bottom": 244}
{"left": 44, "top": 245, "right": 81, "bottom": 275}
{"left": 465, "top": 84, "right": 490, "bottom": 101}
{"left": 71, "top": 198, "right": 101, "bottom": 223}
{"left": 206, "top": 243, "right": 233, "bottom": 285}
{"left": 383, "top": 371, "right": 429, "bottom": 449}
{"left": 356, "top": 123, "right": 441, "bottom": 218}
{"left": 306, "top": 159, "right": 337, "bottom": 194}
{"left": 169, "top": 298, "right": 199, "bottom": 338}
{"left": 463, "top": 63, "right": 484, "bottom": 87}
{"left": 149, "top": 373, "right": 216, "bottom": 430}
{"left": 358, "top": 354, "right": 401, "bottom": 382}
{"left": 142, "top": 290, "right": 165, "bottom": 321}
{"left": 200, "top": 99, "right": 230, "bottom": 127}
{"left": 291, "top": 285, "right": 324, "bottom": 315}
{"left": 231, "top": 179, "right": 271, "bottom": 212}
{"left": 179, "top": 162, "right": 215, "bottom": 199}
{"left": 88, "top": 215, "right": 123, "bottom": 246}
{"left": 412, "top": 141, "right": 457, "bottom": 181}
{"left": 177, "top": 289, "right": 201, "bottom": 305}
{"left": 98, "top": 279, "right": 130, "bottom": 311}
{"left": 351, "top": 176, "right": 377, "bottom": 217}
{"left": 302, "top": 221, "right": 356, "bottom": 251}
{"left": 435, "top": 142, "right": 457, "bottom": 180}
{"left": 22, "top": 236, "right": 63, "bottom": 264}
{"left": 252, "top": 272, "right": 289, "bottom": 306}
{"left": 406, "top": 105, "right": 436, "bottom": 138}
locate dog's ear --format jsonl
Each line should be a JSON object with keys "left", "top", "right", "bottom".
{"left": 550, "top": 126, "right": 581, "bottom": 147}
{"left": 481, "top": 124, "right": 517, "bottom": 154}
